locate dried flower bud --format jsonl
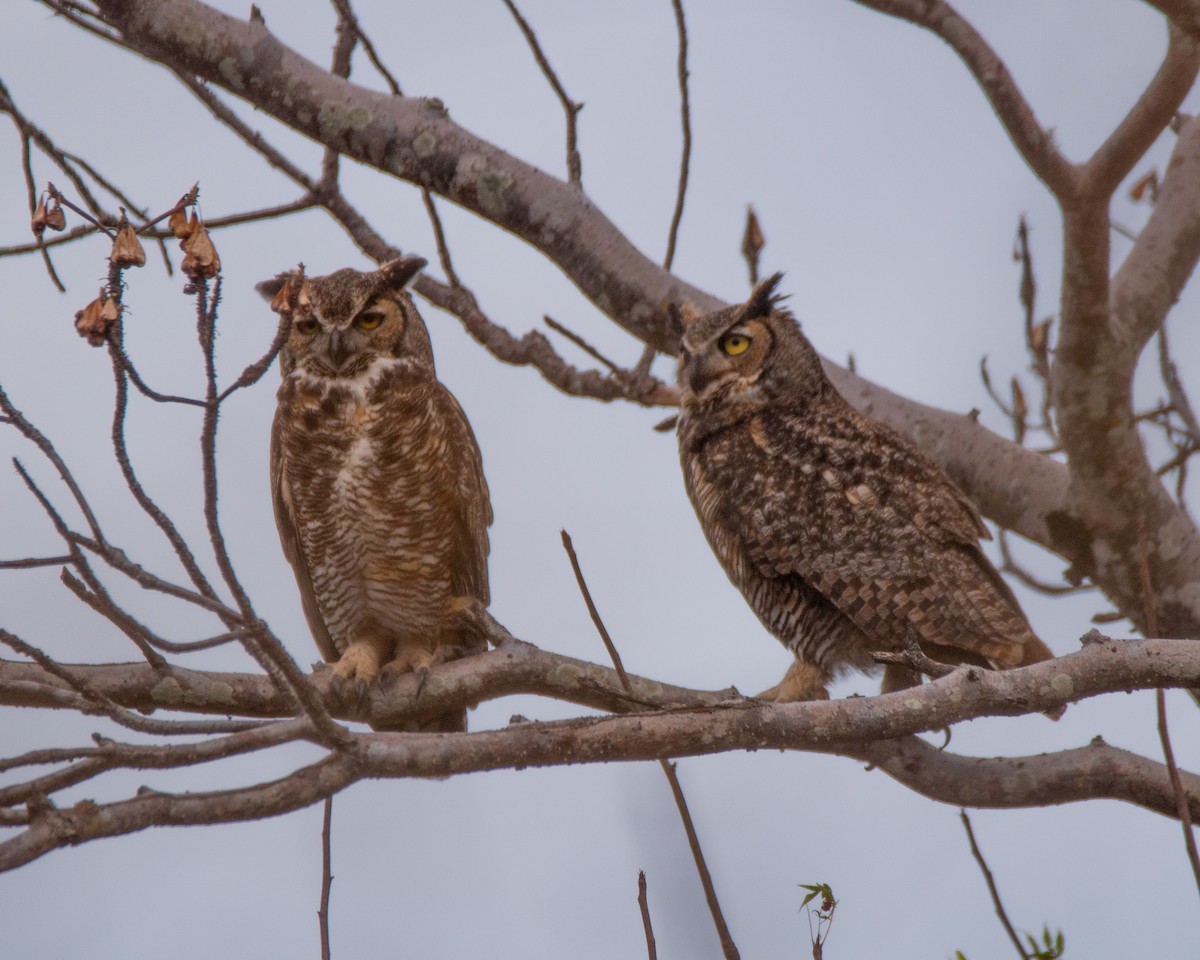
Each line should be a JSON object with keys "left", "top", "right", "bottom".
{"left": 168, "top": 208, "right": 192, "bottom": 239}
{"left": 74, "top": 291, "right": 114, "bottom": 346}
{"left": 1029, "top": 318, "right": 1051, "bottom": 356}
{"left": 45, "top": 197, "right": 65, "bottom": 231}
{"left": 30, "top": 196, "right": 48, "bottom": 237}
{"left": 297, "top": 280, "right": 313, "bottom": 309}
{"left": 111, "top": 221, "right": 146, "bottom": 269}
{"left": 180, "top": 221, "right": 220, "bottom": 281}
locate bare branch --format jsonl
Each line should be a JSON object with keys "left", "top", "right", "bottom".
{"left": 959, "top": 812, "right": 1029, "bottom": 960}
{"left": 0, "top": 555, "right": 73, "bottom": 570}
{"left": 500, "top": 0, "right": 583, "bottom": 183}
{"left": 637, "top": 871, "right": 657, "bottom": 960}
{"left": 663, "top": 0, "right": 691, "bottom": 271}
{"left": 318, "top": 797, "right": 334, "bottom": 960}
{"left": 561, "top": 530, "right": 740, "bottom": 959}
{"left": 1083, "top": 24, "right": 1200, "bottom": 198}
{"left": 849, "top": 0, "right": 1077, "bottom": 197}
{"left": 1146, "top": 0, "right": 1200, "bottom": 38}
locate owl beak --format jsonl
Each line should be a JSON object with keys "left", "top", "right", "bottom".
{"left": 326, "top": 330, "right": 351, "bottom": 371}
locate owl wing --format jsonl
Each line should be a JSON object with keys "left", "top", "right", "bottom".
{"left": 432, "top": 384, "right": 492, "bottom": 605}
{"left": 270, "top": 410, "right": 339, "bottom": 662}
{"left": 711, "top": 407, "right": 1036, "bottom": 667}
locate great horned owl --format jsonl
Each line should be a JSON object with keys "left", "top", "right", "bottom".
{"left": 262, "top": 257, "right": 491, "bottom": 732}
{"left": 675, "top": 274, "right": 1054, "bottom": 705}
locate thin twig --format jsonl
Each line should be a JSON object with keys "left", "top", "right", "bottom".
{"left": 959, "top": 811, "right": 1028, "bottom": 960}
{"left": 500, "top": 0, "right": 583, "bottom": 183}
{"left": 637, "top": 871, "right": 657, "bottom": 960}
{"left": 328, "top": 0, "right": 403, "bottom": 96}
{"left": 319, "top": 796, "right": 334, "bottom": 960}
{"left": 420, "top": 188, "right": 461, "bottom": 288}
{"left": 544, "top": 316, "right": 621, "bottom": 373}
{"left": 19, "top": 135, "right": 65, "bottom": 291}
{"left": 0, "top": 555, "right": 72, "bottom": 570}
{"left": 663, "top": 0, "right": 691, "bottom": 271}
{"left": 560, "top": 531, "right": 630, "bottom": 689}
{"left": 560, "top": 530, "right": 740, "bottom": 960}
{"left": 998, "top": 530, "right": 1092, "bottom": 597}
{"left": 1138, "top": 517, "right": 1200, "bottom": 896}
{"left": 106, "top": 319, "right": 219, "bottom": 601}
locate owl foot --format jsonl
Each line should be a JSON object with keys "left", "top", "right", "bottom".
{"left": 331, "top": 642, "right": 386, "bottom": 685}
{"left": 382, "top": 646, "right": 452, "bottom": 678}
{"left": 757, "top": 660, "right": 831, "bottom": 703}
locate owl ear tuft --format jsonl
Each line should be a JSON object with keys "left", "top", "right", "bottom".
{"left": 743, "top": 271, "right": 787, "bottom": 319}
{"left": 377, "top": 256, "right": 428, "bottom": 292}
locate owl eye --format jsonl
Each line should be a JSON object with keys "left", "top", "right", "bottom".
{"left": 719, "top": 333, "right": 751, "bottom": 356}
{"left": 355, "top": 310, "right": 386, "bottom": 331}
{"left": 294, "top": 318, "right": 319, "bottom": 336}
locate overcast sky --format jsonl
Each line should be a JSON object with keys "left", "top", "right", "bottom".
{"left": 2, "top": 1, "right": 1199, "bottom": 957}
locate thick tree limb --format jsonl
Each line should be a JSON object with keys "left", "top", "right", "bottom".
{"left": 3, "top": 638, "right": 1199, "bottom": 872}
{"left": 1, "top": 636, "right": 1197, "bottom": 753}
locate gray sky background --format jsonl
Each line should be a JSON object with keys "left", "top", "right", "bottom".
{"left": 2, "top": 1, "right": 1198, "bottom": 956}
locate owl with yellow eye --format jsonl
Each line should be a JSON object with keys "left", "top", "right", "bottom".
{"left": 675, "top": 274, "right": 1056, "bottom": 706}
{"left": 261, "top": 257, "right": 493, "bottom": 732}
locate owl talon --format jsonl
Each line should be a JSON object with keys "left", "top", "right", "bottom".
{"left": 757, "top": 660, "right": 831, "bottom": 703}
{"left": 331, "top": 642, "right": 384, "bottom": 685}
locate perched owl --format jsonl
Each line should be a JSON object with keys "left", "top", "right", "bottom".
{"left": 675, "top": 274, "right": 1055, "bottom": 706}
{"left": 262, "top": 257, "right": 492, "bottom": 732}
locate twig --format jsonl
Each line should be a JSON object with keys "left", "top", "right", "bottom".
{"left": 872, "top": 635, "right": 954, "bottom": 679}
{"left": 851, "top": 0, "right": 1075, "bottom": 198}
{"left": 420, "top": 188, "right": 461, "bottom": 288}
{"left": 1138, "top": 517, "right": 1200, "bottom": 897}
{"left": 997, "top": 530, "right": 1092, "bottom": 597}
{"left": 959, "top": 810, "right": 1028, "bottom": 960}
{"left": 663, "top": 0, "right": 691, "bottom": 271}
{"left": 637, "top": 871, "right": 657, "bottom": 960}
{"left": 544, "top": 316, "right": 621, "bottom": 373}
{"left": 328, "top": 0, "right": 403, "bottom": 96}
{"left": 19, "top": 136, "right": 64, "bottom": 291}
{"left": 560, "top": 530, "right": 740, "bottom": 960}
{"left": 741, "top": 206, "right": 764, "bottom": 286}
{"left": 0, "top": 629, "right": 260, "bottom": 736}
{"left": 106, "top": 322, "right": 219, "bottom": 602}
{"left": 319, "top": 796, "right": 334, "bottom": 960}
{"left": 1158, "top": 323, "right": 1200, "bottom": 446}
{"left": 500, "top": 0, "right": 583, "bottom": 183}
{"left": 560, "top": 531, "right": 630, "bottom": 689}
{"left": 0, "top": 555, "right": 72, "bottom": 570}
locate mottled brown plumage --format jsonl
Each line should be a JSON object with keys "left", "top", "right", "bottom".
{"left": 675, "top": 274, "right": 1054, "bottom": 705}
{"left": 262, "top": 257, "right": 492, "bottom": 731}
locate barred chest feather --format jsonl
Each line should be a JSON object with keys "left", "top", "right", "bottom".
{"left": 678, "top": 414, "right": 873, "bottom": 676}
{"left": 275, "top": 360, "right": 459, "bottom": 645}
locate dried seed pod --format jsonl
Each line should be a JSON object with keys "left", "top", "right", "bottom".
{"left": 30, "top": 196, "right": 48, "bottom": 237}
{"left": 111, "top": 221, "right": 146, "bottom": 268}
{"left": 297, "top": 280, "right": 313, "bottom": 309}
{"left": 180, "top": 221, "right": 220, "bottom": 280}
{"left": 100, "top": 297, "right": 121, "bottom": 322}
{"left": 74, "top": 291, "right": 114, "bottom": 346}
{"left": 168, "top": 208, "right": 192, "bottom": 239}
{"left": 45, "top": 197, "right": 65, "bottom": 231}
